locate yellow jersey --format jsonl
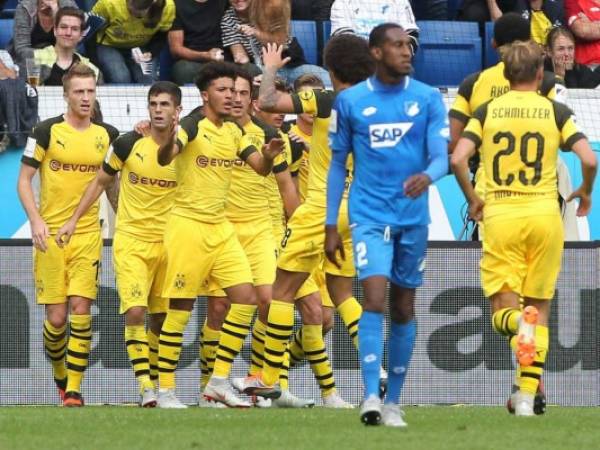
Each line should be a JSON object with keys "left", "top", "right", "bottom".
{"left": 463, "top": 90, "right": 584, "bottom": 219}
{"left": 173, "top": 112, "right": 257, "bottom": 224}
{"left": 22, "top": 115, "right": 118, "bottom": 234}
{"left": 104, "top": 131, "right": 177, "bottom": 242}
{"left": 283, "top": 121, "right": 310, "bottom": 201}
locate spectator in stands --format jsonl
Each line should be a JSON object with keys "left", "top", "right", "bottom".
{"left": 330, "top": 0, "right": 419, "bottom": 53}
{"left": 291, "top": 0, "right": 333, "bottom": 20}
{"left": 221, "top": 0, "right": 330, "bottom": 85}
{"left": 565, "top": 0, "right": 600, "bottom": 66}
{"left": 168, "top": 0, "right": 228, "bottom": 85}
{"left": 10, "top": 0, "right": 78, "bottom": 68}
{"left": 35, "top": 7, "right": 101, "bottom": 85}
{"left": 410, "top": 0, "right": 448, "bottom": 20}
{"left": 91, "top": 0, "right": 175, "bottom": 83}
{"left": 458, "top": 0, "right": 517, "bottom": 22}
{"left": 545, "top": 25, "right": 600, "bottom": 87}
{"left": 496, "top": 1, "right": 564, "bottom": 45}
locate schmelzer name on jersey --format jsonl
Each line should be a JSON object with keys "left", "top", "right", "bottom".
{"left": 369, "top": 123, "right": 413, "bottom": 148}
{"left": 490, "top": 106, "right": 551, "bottom": 120}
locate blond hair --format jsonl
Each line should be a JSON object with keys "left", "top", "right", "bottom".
{"left": 62, "top": 63, "right": 97, "bottom": 91}
{"left": 502, "top": 40, "right": 545, "bottom": 85}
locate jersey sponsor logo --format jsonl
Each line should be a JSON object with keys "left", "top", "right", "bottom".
{"left": 369, "top": 122, "right": 413, "bottom": 148}
{"left": 49, "top": 160, "right": 99, "bottom": 172}
{"left": 362, "top": 106, "right": 377, "bottom": 117}
{"left": 23, "top": 138, "right": 36, "bottom": 158}
{"left": 128, "top": 171, "right": 176, "bottom": 188}
{"left": 195, "top": 155, "right": 241, "bottom": 169}
{"left": 404, "top": 101, "right": 420, "bottom": 117}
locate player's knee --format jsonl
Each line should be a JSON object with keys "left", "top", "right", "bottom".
{"left": 69, "top": 299, "right": 92, "bottom": 315}
{"left": 389, "top": 301, "right": 414, "bottom": 324}
{"left": 299, "top": 295, "right": 322, "bottom": 325}
{"left": 148, "top": 313, "right": 165, "bottom": 335}
{"left": 125, "top": 307, "right": 146, "bottom": 325}
{"left": 322, "top": 307, "right": 334, "bottom": 334}
{"left": 46, "top": 310, "right": 68, "bottom": 329}
{"left": 207, "top": 298, "right": 230, "bottom": 328}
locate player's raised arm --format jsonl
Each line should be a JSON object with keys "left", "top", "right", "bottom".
{"left": 244, "top": 136, "right": 285, "bottom": 176}
{"left": 157, "top": 113, "right": 182, "bottom": 166}
{"left": 257, "top": 43, "right": 295, "bottom": 113}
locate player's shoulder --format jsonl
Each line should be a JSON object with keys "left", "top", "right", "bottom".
{"left": 180, "top": 110, "right": 204, "bottom": 139}
{"left": 407, "top": 77, "right": 442, "bottom": 97}
{"left": 457, "top": 70, "right": 483, "bottom": 98}
{"left": 33, "top": 114, "right": 64, "bottom": 138}
{"left": 540, "top": 70, "right": 557, "bottom": 96}
{"left": 112, "top": 131, "right": 143, "bottom": 160}
{"left": 250, "top": 116, "right": 279, "bottom": 140}
{"left": 93, "top": 120, "right": 120, "bottom": 142}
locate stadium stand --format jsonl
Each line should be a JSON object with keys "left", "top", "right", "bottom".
{"left": 290, "top": 20, "right": 319, "bottom": 65}
{"left": 484, "top": 20, "right": 499, "bottom": 68}
{"left": 0, "top": 18, "right": 13, "bottom": 49}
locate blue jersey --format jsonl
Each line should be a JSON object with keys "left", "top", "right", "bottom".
{"left": 326, "top": 76, "right": 449, "bottom": 227}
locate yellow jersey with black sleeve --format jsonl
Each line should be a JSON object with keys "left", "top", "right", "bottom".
{"left": 173, "top": 112, "right": 258, "bottom": 224}
{"left": 92, "top": 0, "right": 175, "bottom": 49}
{"left": 103, "top": 131, "right": 177, "bottom": 242}
{"left": 287, "top": 121, "right": 311, "bottom": 201}
{"left": 21, "top": 115, "right": 119, "bottom": 234}
{"left": 225, "top": 116, "right": 282, "bottom": 222}
{"left": 462, "top": 90, "right": 585, "bottom": 220}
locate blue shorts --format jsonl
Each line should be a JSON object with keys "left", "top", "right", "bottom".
{"left": 351, "top": 224, "right": 428, "bottom": 288}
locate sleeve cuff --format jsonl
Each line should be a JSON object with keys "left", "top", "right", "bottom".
{"left": 21, "top": 156, "right": 40, "bottom": 169}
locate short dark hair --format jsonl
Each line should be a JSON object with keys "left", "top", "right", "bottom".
{"left": 235, "top": 67, "right": 253, "bottom": 92}
{"left": 494, "top": 12, "right": 530, "bottom": 47}
{"left": 369, "top": 22, "right": 403, "bottom": 48}
{"left": 195, "top": 61, "right": 238, "bottom": 92}
{"left": 148, "top": 81, "right": 182, "bottom": 106}
{"left": 54, "top": 6, "right": 85, "bottom": 28}
{"left": 293, "top": 73, "right": 325, "bottom": 92}
{"left": 324, "top": 34, "right": 375, "bottom": 85}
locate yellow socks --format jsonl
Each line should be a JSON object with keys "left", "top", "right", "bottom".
{"left": 520, "top": 326, "right": 549, "bottom": 395}
{"left": 303, "top": 325, "right": 336, "bottom": 397}
{"left": 147, "top": 329, "right": 159, "bottom": 388}
{"left": 66, "top": 314, "right": 92, "bottom": 393}
{"left": 261, "top": 300, "right": 295, "bottom": 386}
{"left": 212, "top": 304, "right": 256, "bottom": 378}
{"left": 200, "top": 322, "right": 220, "bottom": 387}
{"left": 125, "top": 325, "right": 153, "bottom": 393}
{"left": 158, "top": 309, "right": 191, "bottom": 390}
{"left": 249, "top": 319, "right": 267, "bottom": 376}
{"left": 336, "top": 297, "right": 362, "bottom": 348}
{"left": 288, "top": 329, "right": 304, "bottom": 365}
{"left": 279, "top": 349, "right": 290, "bottom": 390}
{"left": 43, "top": 320, "right": 67, "bottom": 382}
{"left": 492, "top": 307, "right": 521, "bottom": 336}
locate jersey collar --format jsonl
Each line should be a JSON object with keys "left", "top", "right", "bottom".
{"left": 367, "top": 75, "right": 410, "bottom": 92}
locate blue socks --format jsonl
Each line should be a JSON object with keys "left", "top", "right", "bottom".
{"left": 358, "top": 311, "right": 384, "bottom": 399}
{"left": 386, "top": 320, "right": 417, "bottom": 405}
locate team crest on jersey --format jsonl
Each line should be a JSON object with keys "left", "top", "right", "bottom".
{"left": 174, "top": 273, "right": 186, "bottom": 290}
{"left": 300, "top": 90, "right": 314, "bottom": 102}
{"left": 36, "top": 279, "right": 44, "bottom": 296}
{"left": 369, "top": 122, "right": 413, "bottom": 148}
{"left": 95, "top": 136, "right": 105, "bottom": 153}
{"left": 404, "top": 101, "right": 420, "bottom": 117}
{"left": 130, "top": 283, "right": 142, "bottom": 299}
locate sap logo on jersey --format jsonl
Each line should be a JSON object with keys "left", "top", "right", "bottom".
{"left": 369, "top": 122, "right": 413, "bottom": 148}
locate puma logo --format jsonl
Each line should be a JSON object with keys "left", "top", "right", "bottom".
{"left": 56, "top": 140, "right": 66, "bottom": 149}
{"left": 136, "top": 152, "right": 145, "bottom": 163}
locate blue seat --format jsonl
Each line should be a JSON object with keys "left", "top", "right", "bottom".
{"left": 159, "top": 46, "right": 174, "bottom": 82}
{"left": 484, "top": 21, "right": 499, "bottom": 68}
{"left": 416, "top": 20, "right": 479, "bottom": 41}
{"left": 4, "top": 0, "right": 18, "bottom": 7}
{"left": 291, "top": 20, "right": 318, "bottom": 65}
{"left": 0, "top": 19, "right": 14, "bottom": 50}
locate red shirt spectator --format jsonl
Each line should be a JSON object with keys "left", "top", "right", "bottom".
{"left": 565, "top": 0, "right": 600, "bottom": 65}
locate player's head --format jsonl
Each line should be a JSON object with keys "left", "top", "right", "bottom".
{"left": 369, "top": 23, "right": 413, "bottom": 78}
{"left": 54, "top": 7, "right": 85, "bottom": 50}
{"left": 503, "top": 40, "right": 545, "bottom": 87}
{"left": 252, "top": 77, "right": 288, "bottom": 128}
{"left": 293, "top": 73, "right": 325, "bottom": 126}
{"left": 230, "top": 68, "right": 253, "bottom": 121}
{"left": 62, "top": 63, "right": 97, "bottom": 119}
{"left": 195, "top": 62, "right": 237, "bottom": 119}
{"left": 324, "top": 34, "right": 375, "bottom": 90}
{"left": 493, "top": 12, "right": 530, "bottom": 49}
{"left": 147, "top": 81, "right": 182, "bottom": 131}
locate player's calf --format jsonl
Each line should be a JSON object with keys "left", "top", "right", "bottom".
{"left": 516, "top": 306, "right": 538, "bottom": 367}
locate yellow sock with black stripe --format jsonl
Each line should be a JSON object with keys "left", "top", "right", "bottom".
{"left": 200, "top": 322, "right": 220, "bottom": 387}
{"left": 43, "top": 320, "right": 67, "bottom": 382}
{"left": 336, "top": 297, "right": 362, "bottom": 348}
{"left": 147, "top": 330, "right": 159, "bottom": 388}
{"left": 303, "top": 325, "right": 336, "bottom": 397}
{"left": 158, "top": 309, "right": 191, "bottom": 390}
{"left": 261, "top": 300, "right": 295, "bottom": 386}
{"left": 288, "top": 329, "right": 305, "bottom": 365}
{"left": 520, "top": 326, "right": 549, "bottom": 395}
{"left": 249, "top": 319, "right": 267, "bottom": 376}
{"left": 279, "top": 349, "right": 290, "bottom": 390}
{"left": 491, "top": 307, "right": 521, "bottom": 336}
{"left": 125, "top": 325, "right": 153, "bottom": 392}
{"left": 212, "top": 304, "right": 256, "bottom": 378}
{"left": 66, "top": 315, "right": 92, "bottom": 393}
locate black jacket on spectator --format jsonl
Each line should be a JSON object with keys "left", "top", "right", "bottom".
{"left": 172, "top": 0, "right": 227, "bottom": 53}
{"left": 0, "top": 78, "right": 38, "bottom": 148}
{"left": 291, "top": 0, "right": 333, "bottom": 20}
{"left": 459, "top": 0, "right": 518, "bottom": 22}
{"left": 544, "top": 57, "right": 600, "bottom": 88}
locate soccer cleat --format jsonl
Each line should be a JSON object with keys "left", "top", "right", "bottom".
{"left": 140, "top": 388, "right": 157, "bottom": 408}
{"left": 198, "top": 394, "right": 227, "bottom": 408}
{"left": 54, "top": 377, "right": 67, "bottom": 402}
{"left": 360, "top": 395, "right": 382, "bottom": 425}
{"left": 507, "top": 382, "right": 546, "bottom": 415}
{"left": 252, "top": 395, "right": 272, "bottom": 408}
{"left": 381, "top": 404, "right": 407, "bottom": 428}
{"left": 514, "top": 392, "right": 535, "bottom": 417}
{"left": 157, "top": 389, "right": 188, "bottom": 409}
{"left": 204, "top": 378, "right": 252, "bottom": 408}
{"left": 379, "top": 366, "right": 388, "bottom": 400}
{"left": 323, "top": 392, "right": 354, "bottom": 409}
{"left": 63, "top": 391, "right": 84, "bottom": 407}
{"left": 272, "top": 390, "right": 315, "bottom": 408}
{"left": 232, "top": 375, "right": 281, "bottom": 400}
{"left": 516, "top": 306, "right": 538, "bottom": 367}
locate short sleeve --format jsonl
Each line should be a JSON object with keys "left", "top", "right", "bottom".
{"left": 178, "top": 114, "right": 201, "bottom": 150}
{"left": 290, "top": 89, "right": 334, "bottom": 117}
{"left": 328, "top": 92, "right": 352, "bottom": 153}
{"left": 449, "top": 72, "right": 478, "bottom": 124}
{"left": 462, "top": 102, "right": 489, "bottom": 149}
{"left": 553, "top": 101, "right": 586, "bottom": 150}
{"left": 102, "top": 132, "right": 141, "bottom": 175}
{"left": 21, "top": 122, "right": 53, "bottom": 169}
{"left": 238, "top": 132, "right": 260, "bottom": 160}
{"left": 427, "top": 89, "right": 450, "bottom": 143}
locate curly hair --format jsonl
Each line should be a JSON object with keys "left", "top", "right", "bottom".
{"left": 324, "top": 34, "right": 375, "bottom": 85}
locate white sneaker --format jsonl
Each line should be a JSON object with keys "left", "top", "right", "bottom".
{"left": 157, "top": 389, "right": 188, "bottom": 409}
{"left": 252, "top": 396, "right": 272, "bottom": 408}
{"left": 198, "top": 392, "right": 227, "bottom": 408}
{"left": 381, "top": 403, "right": 407, "bottom": 427}
{"left": 360, "top": 395, "right": 382, "bottom": 425}
{"left": 323, "top": 392, "right": 354, "bottom": 409}
{"left": 140, "top": 387, "right": 157, "bottom": 408}
{"left": 231, "top": 375, "right": 281, "bottom": 399}
{"left": 204, "top": 378, "right": 251, "bottom": 408}
{"left": 515, "top": 392, "right": 535, "bottom": 417}
{"left": 273, "top": 390, "right": 315, "bottom": 408}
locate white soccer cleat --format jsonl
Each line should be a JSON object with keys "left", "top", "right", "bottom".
{"left": 198, "top": 391, "right": 227, "bottom": 408}
{"left": 323, "top": 392, "right": 354, "bottom": 409}
{"left": 204, "top": 378, "right": 252, "bottom": 408}
{"left": 252, "top": 396, "right": 272, "bottom": 408}
{"left": 360, "top": 395, "right": 382, "bottom": 425}
{"left": 140, "top": 387, "right": 157, "bottom": 408}
{"left": 272, "top": 390, "right": 315, "bottom": 408}
{"left": 232, "top": 375, "right": 281, "bottom": 400}
{"left": 516, "top": 306, "right": 539, "bottom": 367}
{"left": 381, "top": 403, "right": 407, "bottom": 427}
{"left": 231, "top": 377, "right": 246, "bottom": 394}
{"left": 157, "top": 389, "right": 188, "bottom": 409}
{"left": 514, "top": 392, "right": 535, "bottom": 417}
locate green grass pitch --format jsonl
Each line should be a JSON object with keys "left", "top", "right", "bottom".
{"left": 0, "top": 406, "right": 598, "bottom": 450}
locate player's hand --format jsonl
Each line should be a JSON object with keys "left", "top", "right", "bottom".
{"left": 468, "top": 196, "right": 484, "bottom": 221}
{"left": 288, "top": 130, "right": 309, "bottom": 150}
{"left": 55, "top": 219, "right": 76, "bottom": 248}
{"left": 404, "top": 173, "right": 431, "bottom": 198}
{"left": 262, "top": 138, "right": 284, "bottom": 160}
{"left": 262, "top": 43, "right": 291, "bottom": 70}
{"left": 31, "top": 217, "right": 50, "bottom": 252}
{"left": 325, "top": 225, "right": 345, "bottom": 269}
{"left": 134, "top": 119, "right": 151, "bottom": 137}
{"left": 567, "top": 187, "right": 592, "bottom": 216}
